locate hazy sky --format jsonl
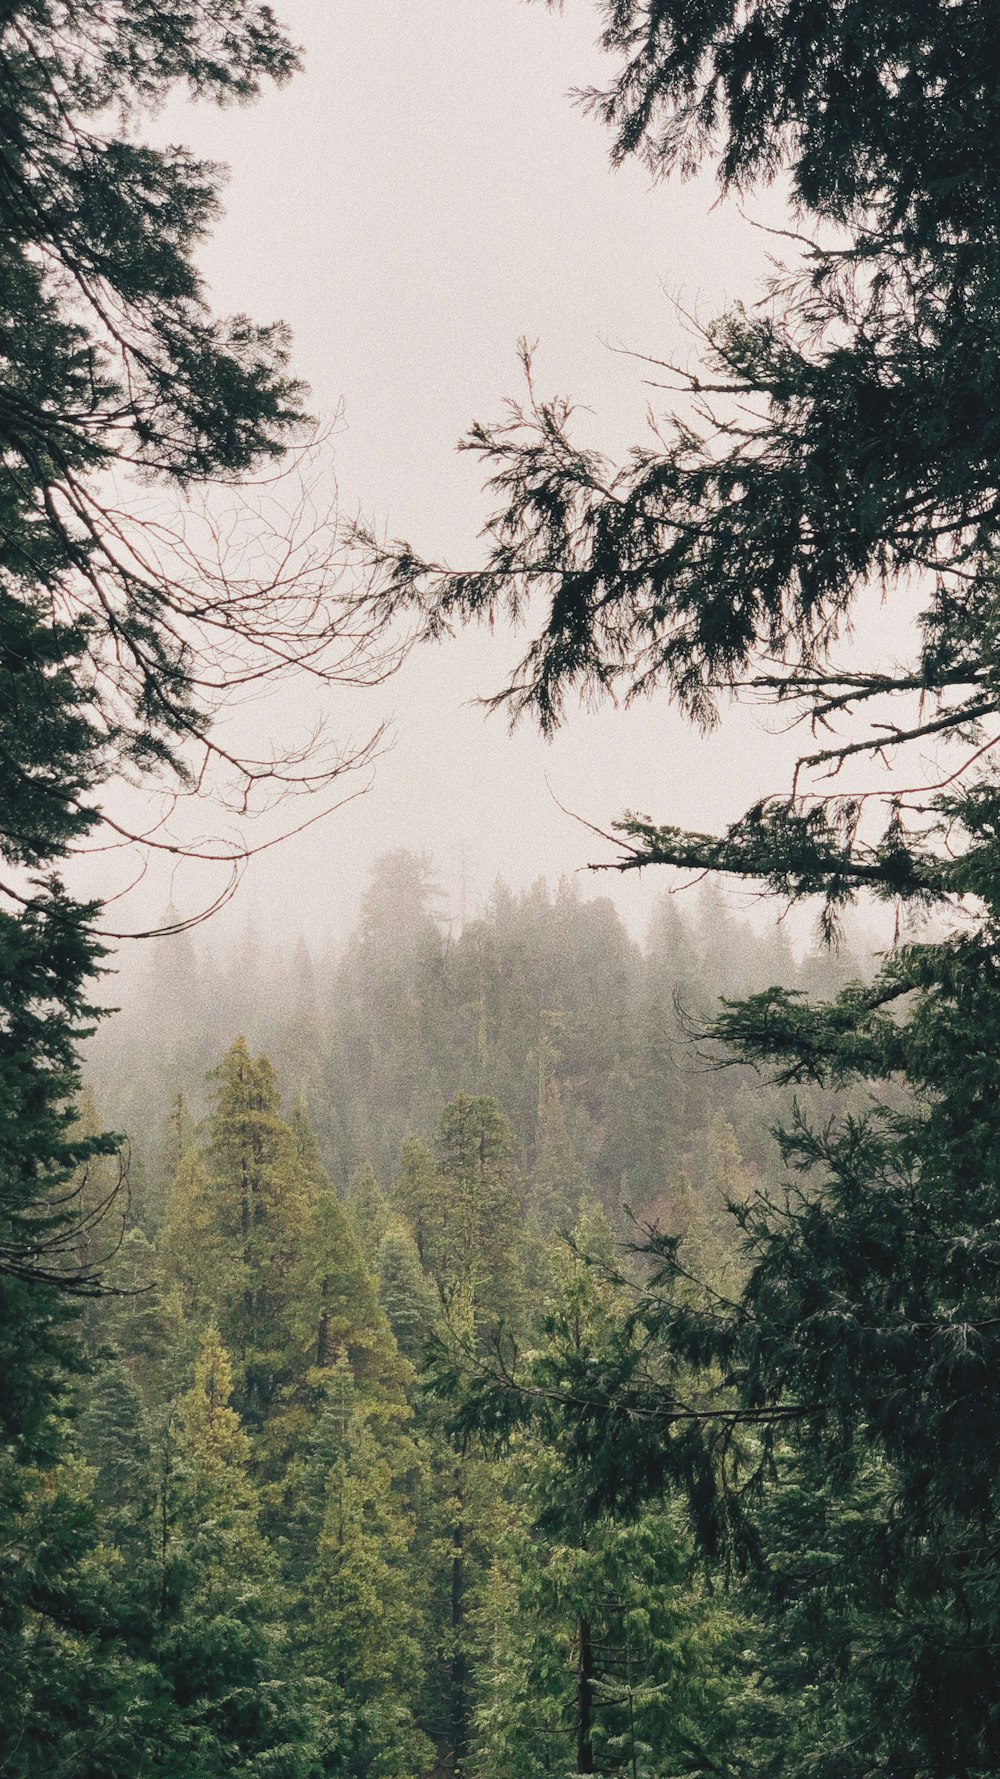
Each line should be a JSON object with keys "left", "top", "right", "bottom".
{"left": 98, "top": 0, "right": 897, "bottom": 953}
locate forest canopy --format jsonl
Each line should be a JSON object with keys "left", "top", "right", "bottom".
{"left": 76, "top": 855, "right": 855, "bottom": 1779}
{"left": 6, "top": 4, "right": 1000, "bottom": 1779}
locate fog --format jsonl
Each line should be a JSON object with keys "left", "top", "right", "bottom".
{"left": 85, "top": 0, "right": 904, "bottom": 960}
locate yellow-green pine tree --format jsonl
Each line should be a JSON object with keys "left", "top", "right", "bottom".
{"left": 203, "top": 1037, "right": 314, "bottom": 1426}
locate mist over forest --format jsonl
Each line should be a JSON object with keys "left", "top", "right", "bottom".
{"left": 62, "top": 853, "right": 872, "bottom": 1776}
{"left": 88, "top": 853, "right": 866, "bottom": 1236}
{"left": 8, "top": 2, "right": 1000, "bottom": 1777}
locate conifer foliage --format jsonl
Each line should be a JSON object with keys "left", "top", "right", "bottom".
{"left": 343, "top": 5, "right": 1000, "bottom": 1776}
{"left": 0, "top": 5, "right": 367, "bottom": 1768}
{"left": 472, "top": 1229, "right": 734, "bottom": 1779}
{"left": 15, "top": 4, "right": 1000, "bottom": 1777}
{"left": 202, "top": 1039, "right": 314, "bottom": 1425}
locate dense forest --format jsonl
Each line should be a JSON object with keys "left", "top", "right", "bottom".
{"left": 8, "top": 2, "right": 1000, "bottom": 1778}
{"left": 90, "top": 854, "right": 860, "bottom": 1229}
{"left": 63, "top": 855, "right": 862, "bottom": 1777}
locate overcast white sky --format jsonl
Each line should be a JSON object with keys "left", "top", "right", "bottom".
{"left": 98, "top": 0, "right": 903, "bottom": 954}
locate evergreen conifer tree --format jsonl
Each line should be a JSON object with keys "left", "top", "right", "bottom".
{"left": 288, "top": 1092, "right": 329, "bottom": 1195}
{"left": 349, "top": 1162, "right": 390, "bottom": 1263}
{"left": 297, "top": 1357, "right": 432, "bottom": 1779}
{"left": 79, "top": 1356, "right": 154, "bottom": 1557}
{"left": 149, "top": 1090, "right": 197, "bottom": 1234}
{"left": 295, "top": 1183, "right": 405, "bottom": 1398}
{"left": 393, "top": 1136, "right": 446, "bottom": 1270}
{"left": 0, "top": 897, "right": 139, "bottom": 1776}
{"left": 279, "top": 1083, "right": 411, "bottom": 1532}
{"left": 376, "top": 1219, "right": 439, "bottom": 1365}
{"left": 202, "top": 1038, "right": 314, "bottom": 1426}
{"left": 459, "top": 1225, "right": 738, "bottom": 1779}
{"left": 0, "top": 1448, "right": 161, "bottom": 1779}
{"left": 160, "top": 1144, "right": 224, "bottom": 1331}
{"left": 433, "top": 1093, "right": 521, "bottom": 1334}
{"left": 172, "top": 1327, "right": 263, "bottom": 1578}
{"left": 99, "top": 1225, "right": 187, "bottom": 1407}
{"left": 0, "top": 5, "right": 372, "bottom": 1771}
{"left": 153, "top": 1326, "right": 325, "bottom": 1777}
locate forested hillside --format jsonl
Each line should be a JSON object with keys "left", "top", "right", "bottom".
{"left": 55, "top": 855, "right": 863, "bottom": 1777}
{"left": 9, "top": 2, "right": 1000, "bottom": 1777}
{"left": 88, "top": 852, "right": 861, "bottom": 1237}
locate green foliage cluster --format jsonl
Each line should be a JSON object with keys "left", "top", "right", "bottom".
{"left": 0, "top": 4, "right": 317, "bottom": 1769}
{"left": 0, "top": 4, "right": 373, "bottom": 1772}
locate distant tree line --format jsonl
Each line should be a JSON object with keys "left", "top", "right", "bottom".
{"left": 90, "top": 851, "right": 863, "bottom": 1239}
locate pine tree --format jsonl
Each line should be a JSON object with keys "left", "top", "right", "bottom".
{"left": 292, "top": 1181, "right": 406, "bottom": 1408}
{"left": 0, "top": 896, "right": 120, "bottom": 1449}
{"left": 411, "top": 1423, "right": 505, "bottom": 1779}
{"left": 0, "top": 895, "right": 139, "bottom": 1776}
{"left": 474, "top": 1465, "right": 734, "bottom": 1779}
{"left": 160, "top": 1144, "right": 225, "bottom": 1330}
{"left": 376, "top": 1219, "right": 438, "bottom": 1365}
{"left": 100, "top": 1225, "right": 188, "bottom": 1410}
{"left": 164, "top": 1091, "right": 196, "bottom": 1183}
{"left": 288, "top": 1091, "right": 328, "bottom": 1193}
{"left": 285, "top": 1088, "right": 390, "bottom": 1387}
{"left": 296, "top": 1357, "right": 432, "bottom": 1779}
{"left": 79, "top": 1356, "right": 154, "bottom": 1558}
{"left": 677, "top": 1110, "right": 757, "bottom": 1287}
{"left": 281, "top": 1090, "right": 408, "bottom": 1517}
{"left": 467, "top": 1229, "right": 737, "bottom": 1779}
{"left": 401, "top": 1094, "right": 525, "bottom": 1779}
{"left": 202, "top": 1037, "right": 314, "bottom": 1427}
{"left": 349, "top": 1162, "right": 390, "bottom": 1263}
{"left": 172, "top": 1327, "right": 263, "bottom": 1583}
{"left": 153, "top": 1326, "right": 325, "bottom": 1778}
{"left": 433, "top": 1094, "right": 521, "bottom": 1334}
{"left": 149, "top": 1090, "right": 197, "bottom": 1234}
{"left": 0, "top": 5, "right": 364, "bottom": 1770}
{"left": 393, "top": 1136, "right": 446, "bottom": 1270}
{"left": 163, "top": 1043, "right": 406, "bottom": 1489}
{"left": 388, "top": 1101, "right": 524, "bottom": 1779}
{"left": 0, "top": 1450, "right": 161, "bottom": 1779}
{"left": 344, "top": 6, "right": 1000, "bottom": 1774}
